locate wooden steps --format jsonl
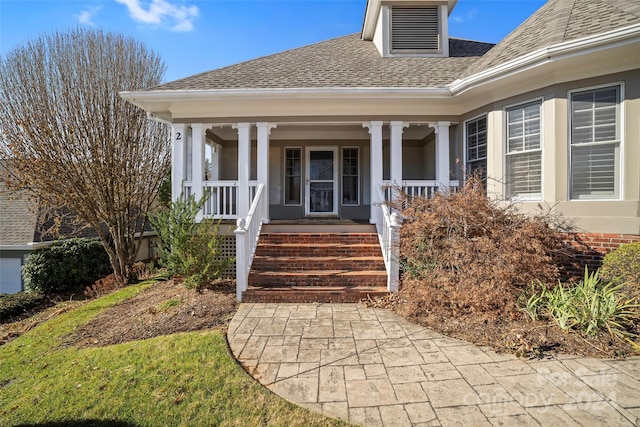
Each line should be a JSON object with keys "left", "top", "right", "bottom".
{"left": 242, "top": 228, "right": 389, "bottom": 303}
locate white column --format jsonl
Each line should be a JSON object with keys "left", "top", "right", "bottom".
{"left": 209, "top": 143, "right": 220, "bottom": 181}
{"left": 364, "top": 121, "right": 383, "bottom": 226}
{"left": 431, "top": 121, "right": 451, "bottom": 192}
{"left": 171, "top": 123, "right": 186, "bottom": 202}
{"left": 256, "top": 122, "right": 276, "bottom": 223}
{"left": 390, "top": 121, "right": 407, "bottom": 199}
{"left": 234, "top": 122, "right": 251, "bottom": 219}
{"left": 191, "top": 123, "right": 206, "bottom": 220}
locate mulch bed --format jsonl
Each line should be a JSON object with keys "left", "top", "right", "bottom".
{"left": 66, "top": 278, "right": 238, "bottom": 348}
{"left": 364, "top": 292, "right": 638, "bottom": 359}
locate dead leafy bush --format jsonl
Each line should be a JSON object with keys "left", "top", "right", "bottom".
{"left": 395, "top": 175, "right": 567, "bottom": 319}
{"left": 132, "top": 261, "right": 153, "bottom": 281}
{"left": 84, "top": 274, "right": 123, "bottom": 298}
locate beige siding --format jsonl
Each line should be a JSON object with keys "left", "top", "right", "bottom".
{"left": 457, "top": 70, "right": 640, "bottom": 234}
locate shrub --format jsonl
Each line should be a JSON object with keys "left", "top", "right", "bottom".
{"left": 599, "top": 241, "right": 640, "bottom": 300}
{"left": 521, "top": 268, "right": 639, "bottom": 340}
{"left": 150, "top": 194, "right": 233, "bottom": 290}
{"left": 23, "top": 238, "right": 112, "bottom": 295}
{"left": 396, "top": 174, "right": 567, "bottom": 318}
{"left": 0, "top": 292, "right": 47, "bottom": 321}
{"left": 83, "top": 274, "right": 123, "bottom": 298}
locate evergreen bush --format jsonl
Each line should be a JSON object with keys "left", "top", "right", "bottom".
{"left": 23, "top": 238, "right": 112, "bottom": 294}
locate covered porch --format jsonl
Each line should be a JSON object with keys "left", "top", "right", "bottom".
{"left": 170, "top": 120, "right": 461, "bottom": 300}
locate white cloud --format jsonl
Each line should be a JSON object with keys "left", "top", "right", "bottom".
{"left": 452, "top": 8, "right": 477, "bottom": 24}
{"left": 115, "top": 0, "right": 199, "bottom": 32}
{"left": 75, "top": 5, "right": 102, "bottom": 26}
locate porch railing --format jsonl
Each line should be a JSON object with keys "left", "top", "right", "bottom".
{"left": 376, "top": 185, "right": 401, "bottom": 293}
{"left": 182, "top": 180, "right": 258, "bottom": 219}
{"left": 382, "top": 180, "right": 461, "bottom": 202}
{"left": 234, "top": 183, "right": 266, "bottom": 301}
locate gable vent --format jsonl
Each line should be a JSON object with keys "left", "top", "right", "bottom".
{"left": 391, "top": 6, "right": 440, "bottom": 52}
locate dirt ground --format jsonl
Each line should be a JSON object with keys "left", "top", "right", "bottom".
{"left": 66, "top": 278, "right": 238, "bottom": 348}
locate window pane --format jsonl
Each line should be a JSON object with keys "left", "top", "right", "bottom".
{"left": 506, "top": 101, "right": 542, "bottom": 199}
{"left": 284, "top": 148, "right": 301, "bottom": 204}
{"left": 310, "top": 151, "right": 334, "bottom": 180}
{"left": 571, "top": 144, "right": 617, "bottom": 199}
{"left": 342, "top": 148, "right": 358, "bottom": 205}
{"left": 506, "top": 151, "right": 541, "bottom": 198}
{"left": 570, "top": 86, "right": 620, "bottom": 199}
{"left": 466, "top": 116, "right": 487, "bottom": 188}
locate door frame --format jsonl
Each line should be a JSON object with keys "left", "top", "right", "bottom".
{"left": 305, "top": 146, "right": 338, "bottom": 216}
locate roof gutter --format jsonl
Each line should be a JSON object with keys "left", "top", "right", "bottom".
{"left": 450, "top": 23, "right": 640, "bottom": 96}
{"left": 120, "top": 86, "right": 452, "bottom": 103}
{"left": 0, "top": 242, "right": 52, "bottom": 251}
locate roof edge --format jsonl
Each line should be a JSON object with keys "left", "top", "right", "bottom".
{"left": 450, "top": 22, "right": 640, "bottom": 96}
{"left": 120, "top": 87, "right": 453, "bottom": 103}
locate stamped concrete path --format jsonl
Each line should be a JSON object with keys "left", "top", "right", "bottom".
{"left": 227, "top": 303, "right": 640, "bottom": 426}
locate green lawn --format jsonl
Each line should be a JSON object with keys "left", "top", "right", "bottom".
{"left": 0, "top": 281, "right": 347, "bottom": 426}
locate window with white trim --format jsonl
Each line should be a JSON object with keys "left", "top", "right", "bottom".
{"left": 390, "top": 6, "right": 440, "bottom": 53}
{"left": 505, "top": 101, "right": 542, "bottom": 199}
{"left": 284, "top": 148, "right": 301, "bottom": 205}
{"left": 465, "top": 115, "right": 487, "bottom": 186}
{"left": 342, "top": 147, "right": 359, "bottom": 205}
{"left": 570, "top": 85, "right": 620, "bottom": 200}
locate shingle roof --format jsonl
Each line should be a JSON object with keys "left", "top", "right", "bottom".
{"left": 0, "top": 180, "right": 37, "bottom": 246}
{"left": 146, "top": 34, "right": 494, "bottom": 91}
{"left": 461, "top": 0, "right": 640, "bottom": 78}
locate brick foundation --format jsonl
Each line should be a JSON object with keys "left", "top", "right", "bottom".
{"left": 560, "top": 232, "right": 640, "bottom": 279}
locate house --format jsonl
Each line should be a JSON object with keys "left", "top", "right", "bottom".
{"left": 0, "top": 176, "right": 158, "bottom": 294}
{"left": 121, "top": 0, "right": 640, "bottom": 302}
{"left": 0, "top": 179, "right": 38, "bottom": 294}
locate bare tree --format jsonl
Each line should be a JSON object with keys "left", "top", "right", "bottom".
{"left": 0, "top": 28, "right": 170, "bottom": 285}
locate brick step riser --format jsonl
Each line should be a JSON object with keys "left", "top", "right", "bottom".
{"left": 248, "top": 276, "right": 387, "bottom": 288}
{"left": 254, "top": 248, "right": 383, "bottom": 257}
{"left": 242, "top": 290, "right": 389, "bottom": 304}
{"left": 251, "top": 260, "right": 385, "bottom": 271}
{"left": 258, "top": 235, "right": 380, "bottom": 245}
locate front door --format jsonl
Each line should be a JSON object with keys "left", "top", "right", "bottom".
{"left": 305, "top": 147, "right": 338, "bottom": 216}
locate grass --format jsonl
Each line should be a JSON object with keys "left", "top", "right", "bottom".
{"left": 0, "top": 281, "right": 347, "bottom": 426}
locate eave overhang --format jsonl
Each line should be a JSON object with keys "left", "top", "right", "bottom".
{"left": 450, "top": 23, "right": 640, "bottom": 97}
{"left": 120, "top": 87, "right": 453, "bottom": 122}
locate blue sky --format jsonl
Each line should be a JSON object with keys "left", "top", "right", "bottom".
{"left": 0, "top": 0, "right": 546, "bottom": 83}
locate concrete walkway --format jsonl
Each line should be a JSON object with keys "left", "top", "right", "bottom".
{"left": 227, "top": 303, "right": 640, "bottom": 426}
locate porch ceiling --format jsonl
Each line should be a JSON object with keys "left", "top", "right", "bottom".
{"left": 205, "top": 122, "right": 436, "bottom": 146}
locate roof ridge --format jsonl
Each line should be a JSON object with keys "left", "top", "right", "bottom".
{"left": 559, "top": 0, "right": 577, "bottom": 43}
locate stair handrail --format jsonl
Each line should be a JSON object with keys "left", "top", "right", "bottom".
{"left": 234, "top": 183, "right": 266, "bottom": 301}
{"left": 377, "top": 184, "right": 402, "bottom": 292}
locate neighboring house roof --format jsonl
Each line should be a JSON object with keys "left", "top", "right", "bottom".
{"left": 0, "top": 181, "right": 37, "bottom": 246}
{"left": 143, "top": 34, "right": 494, "bottom": 91}
{"left": 462, "top": 0, "right": 640, "bottom": 78}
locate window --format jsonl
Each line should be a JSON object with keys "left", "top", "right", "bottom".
{"left": 505, "top": 101, "right": 542, "bottom": 199}
{"left": 284, "top": 148, "right": 301, "bottom": 205}
{"left": 342, "top": 147, "right": 359, "bottom": 205}
{"left": 390, "top": 6, "right": 440, "bottom": 53}
{"left": 465, "top": 115, "right": 487, "bottom": 186}
{"left": 570, "top": 85, "right": 621, "bottom": 199}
